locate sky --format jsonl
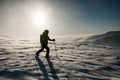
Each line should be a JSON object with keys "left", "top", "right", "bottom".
{"left": 0, "top": 0, "right": 120, "bottom": 40}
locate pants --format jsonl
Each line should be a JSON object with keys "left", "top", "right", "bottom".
{"left": 36, "top": 45, "right": 50, "bottom": 57}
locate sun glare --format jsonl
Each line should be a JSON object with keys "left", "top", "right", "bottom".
{"left": 34, "top": 13, "right": 46, "bottom": 25}
{"left": 31, "top": 11, "right": 48, "bottom": 29}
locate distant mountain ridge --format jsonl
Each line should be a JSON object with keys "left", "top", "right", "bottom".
{"left": 86, "top": 30, "right": 120, "bottom": 41}
{"left": 0, "top": 35, "right": 14, "bottom": 40}
{"left": 75, "top": 30, "right": 120, "bottom": 47}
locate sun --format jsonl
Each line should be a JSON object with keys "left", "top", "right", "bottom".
{"left": 31, "top": 11, "right": 48, "bottom": 27}
{"left": 33, "top": 13, "right": 46, "bottom": 25}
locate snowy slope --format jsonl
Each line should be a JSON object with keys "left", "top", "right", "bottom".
{"left": 0, "top": 33, "right": 120, "bottom": 80}
{"left": 75, "top": 30, "right": 120, "bottom": 47}
{"left": 0, "top": 35, "right": 14, "bottom": 40}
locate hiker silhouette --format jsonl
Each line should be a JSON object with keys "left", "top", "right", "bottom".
{"left": 36, "top": 30, "right": 55, "bottom": 58}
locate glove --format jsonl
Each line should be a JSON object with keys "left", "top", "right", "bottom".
{"left": 53, "top": 39, "right": 55, "bottom": 41}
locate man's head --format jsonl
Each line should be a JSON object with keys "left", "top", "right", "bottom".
{"left": 43, "top": 29, "right": 49, "bottom": 35}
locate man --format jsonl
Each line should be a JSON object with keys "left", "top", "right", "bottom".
{"left": 36, "top": 30, "right": 55, "bottom": 58}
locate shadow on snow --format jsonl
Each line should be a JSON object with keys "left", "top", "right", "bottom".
{"left": 35, "top": 54, "right": 59, "bottom": 80}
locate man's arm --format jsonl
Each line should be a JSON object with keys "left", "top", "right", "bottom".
{"left": 48, "top": 36, "right": 55, "bottom": 41}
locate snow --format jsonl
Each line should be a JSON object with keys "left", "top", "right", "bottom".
{"left": 0, "top": 32, "right": 120, "bottom": 80}
{"left": 77, "top": 30, "right": 120, "bottom": 47}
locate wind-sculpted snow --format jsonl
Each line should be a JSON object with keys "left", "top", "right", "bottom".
{"left": 0, "top": 39, "right": 120, "bottom": 80}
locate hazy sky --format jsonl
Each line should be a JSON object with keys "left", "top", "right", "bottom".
{"left": 0, "top": 0, "right": 120, "bottom": 39}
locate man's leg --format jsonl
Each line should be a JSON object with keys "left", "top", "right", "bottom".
{"left": 45, "top": 46, "right": 50, "bottom": 58}
{"left": 36, "top": 47, "right": 44, "bottom": 56}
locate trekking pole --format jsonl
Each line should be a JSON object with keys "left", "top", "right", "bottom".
{"left": 54, "top": 41, "right": 58, "bottom": 57}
